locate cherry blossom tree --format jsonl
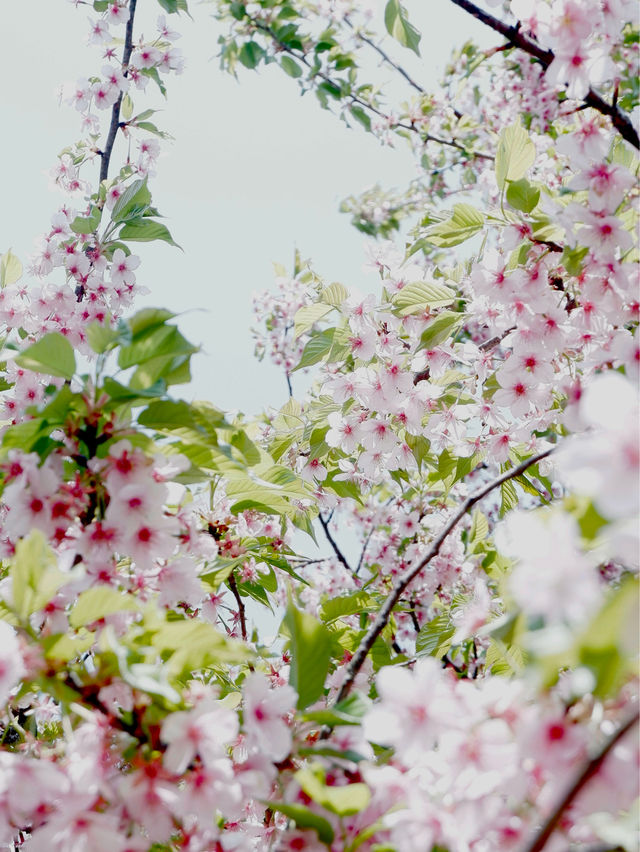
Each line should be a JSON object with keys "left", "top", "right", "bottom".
{"left": 0, "top": 1, "right": 637, "bottom": 851}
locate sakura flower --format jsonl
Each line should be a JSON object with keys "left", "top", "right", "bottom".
{"left": 557, "top": 372, "right": 640, "bottom": 519}
{"left": 363, "top": 657, "right": 458, "bottom": 763}
{"left": 88, "top": 17, "right": 110, "bottom": 45}
{"left": 107, "top": 2, "right": 129, "bottom": 26}
{"left": 300, "top": 457, "right": 327, "bottom": 482}
{"left": 493, "top": 370, "right": 547, "bottom": 418}
{"left": 91, "top": 79, "right": 119, "bottom": 110}
{"left": 242, "top": 672, "right": 297, "bottom": 762}
{"left": 131, "top": 45, "right": 162, "bottom": 69}
{"left": 25, "top": 810, "right": 127, "bottom": 852}
{"left": 497, "top": 510, "right": 602, "bottom": 625}
{"left": 161, "top": 699, "right": 239, "bottom": 775}
{"left": 110, "top": 248, "right": 140, "bottom": 288}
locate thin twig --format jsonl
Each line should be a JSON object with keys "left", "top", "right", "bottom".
{"left": 521, "top": 708, "right": 639, "bottom": 852}
{"left": 285, "top": 371, "right": 293, "bottom": 399}
{"left": 250, "top": 18, "right": 492, "bottom": 160}
{"left": 333, "top": 447, "right": 555, "bottom": 704}
{"left": 99, "top": 0, "right": 138, "bottom": 183}
{"left": 318, "top": 513, "right": 354, "bottom": 575}
{"left": 344, "top": 17, "right": 426, "bottom": 95}
{"left": 228, "top": 571, "right": 248, "bottom": 642}
{"left": 448, "top": 0, "right": 639, "bottom": 149}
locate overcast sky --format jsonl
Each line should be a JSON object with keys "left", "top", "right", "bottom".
{"left": 0, "top": 1, "right": 490, "bottom": 413}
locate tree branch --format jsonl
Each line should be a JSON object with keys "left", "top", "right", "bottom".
{"left": 250, "top": 18, "right": 492, "bottom": 160}
{"left": 99, "top": 0, "right": 138, "bottom": 183}
{"left": 228, "top": 571, "right": 248, "bottom": 642}
{"left": 521, "top": 708, "right": 639, "bottom": 852}
{"left": 344, "top": 17, "right": 426, "bottom": 95}
{"left": 318, "top": 512, "right": 354, "bottom": 575}
{"left": 447, "top": 0, "right": 639, "bottom": 150}
{"left": 333, "top": 447, "right": 555, "bottom": 704}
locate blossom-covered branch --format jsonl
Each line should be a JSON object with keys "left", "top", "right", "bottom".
{"left": 99, "top": 0, "right": 138, "bottom": 182}
{"left": 448, "top": 0, "right": 640, "bottom": 149}
{"left": 334, "top": 447, "right": 555, "bottom": 704}
{"left": 522, "top": 707, "right": 640, "bottom": 852}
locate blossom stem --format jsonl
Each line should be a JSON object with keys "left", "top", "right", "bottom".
{"left": 521, "top": 708, "right": 639, "bottom": 852}
{"left": 333, "top": 447, "right": 555, "bottom": 704}
{"left": 99, "top": 0, "right": 138, "bottom": 183}
{"left": 447, "top": 0, "right": 639, "bottom": 149}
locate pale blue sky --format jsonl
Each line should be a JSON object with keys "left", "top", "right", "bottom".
{"left": 0, "top": 1, "right": 490, "bottom": 413}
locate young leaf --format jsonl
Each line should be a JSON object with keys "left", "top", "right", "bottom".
{"left": 119, "top": 218, "right": 180, "bottom": 248}
{"left": 425, "top": 203, "right": 484, "bottom": 248}
{"left": 264, "top": 802, "right": 334, "bottom": 844}
{"left": 280, "top": 56, "right": 303, "bottom": 78}
{"left": 384, "top": 0, "right": 421, "bottom": 55}
{"left": 293, "top": 303, "right": 333, "bottom": 338}
{"left": 283, "top": 599, "right": 333, "bottom": 709}
{"left": 111, "top": 178, "right": 151, "bottom": 223}
{"left": 495, "top": 123, "right": 536, "bottom": 190}
{"left": 0, "top": 249, "right": 23, "bottom": 287}
{"left": 506, "top": 178, "right": 540, "bottom": 213}
{"left": 15, "top": 333, "right": 76, "bottom": 379}
{"left": 393, "top": 280, "right": 456, "bottom": 316}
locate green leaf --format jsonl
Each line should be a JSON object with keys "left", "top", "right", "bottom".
{"left": 384, "top": 0, "right": 421, "bottom": 55}
{"left": 500, "top": 478, "right": 518, "bottom": 516}
{"left": 42, "top": 629, "right": 95, "bottom": 662}
{"left": 71, "top": 205, "right": 102, "bottom": 234}
{"left": 0, "top": 249, "right": 23, "bottom": 287}
{"left": 118, "top": 324, "right": 196, "bottom": 370}
{"left": 468, "top": 510, "right": 489, "bottom": 550}
{"left": 111, "top": 178, "right": 151, "bottom": 223}
{"left": 320, "top": 591, "right": 375, "bottom": 623}
{"left": 416, "top": 614, "right": 455, "bottom": 657}
{"left": 292, "top": 328, "right": 335, "bottom": 372}
{"left": 69, "top": 587, "right": 138, "bottom": 628}
{"left": 151, "top": 619, "right": 248, "bottom": 676}
{"left": 119, "top": 218, "right": 180, "bottom": 248}
{"left": 264, "top": 802, "right": 334, "bottom": 845}
{"left": 425, "top": 203, "right": 484, "bottom": 248}
{"left": 418, "top": 310, "right": 465, "bottom": 349}
{"left": 320, "top": 282, "right": 349, "bottom": 308}
{"left": 495, "top": 122, "right": 536, "bottom": 190}
{"left": 15, "top": 333, "right": 76, "bottom": 379}
{"left": 121, "top": 92, "right": 133, "bottom": 120}
{"left": 239, "top": 41, "right": 265, "bottom": 69}
{"left": 86, "top": 322, "right": 119, "bottom": 354}
{"left": 393, "top": 280, "right": 456, "bottom": 316}
{"left": 506, "top": 178, "right": 540, "bottom": 213}
{"left": 283, "top": 599, "right": 333, "bottom": 709}
{"left": 127, "top": 307, "right": 175, "bottom": 337}
{"left": 280, "top": 56, "right": 303, "bottom": 78}
{"left": 294, "top": 303, "right": 333, "bottom": 338}
{"left": 296, "top": 767, "right": 371, "bottom": 816}
{"left": 10, "top": 531, "right": 67, "bottom": 621}
{"left": 349, "top": 105, "right": 372, "bottom": 131}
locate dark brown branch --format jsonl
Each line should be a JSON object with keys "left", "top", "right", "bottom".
{"left": 318, "top": 512, "right": 354, "bottom": 575}
{"left": 99, "top": 0, "right": 138, "bottom": 183}
{"left": 448, "top": 0, "right": 639, "bottom": 150}
{"left": 333, "top": 447, "right": 555, "bottom": 704}
{"left": 521, "top": 708, "right": 639, "bottom": 852}
{"left": 228, "top": 571, "right": 248, "bottom": 642}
